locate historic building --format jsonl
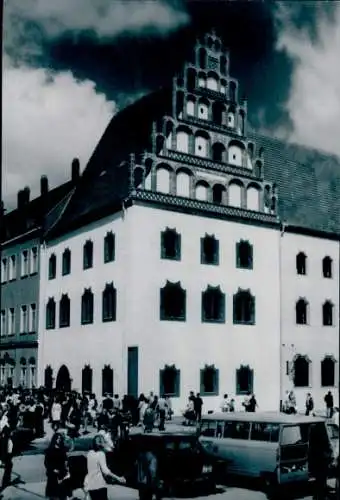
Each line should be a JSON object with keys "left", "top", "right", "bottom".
{"left": 0, "top": 164, "right": 79, "bottom": 387}
{"left": 5, "top": 31, "right": 336, "bottom": 412}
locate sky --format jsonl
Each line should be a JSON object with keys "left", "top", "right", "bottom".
{"left": 2, "top": 0, "right": 340, "bottom": 211}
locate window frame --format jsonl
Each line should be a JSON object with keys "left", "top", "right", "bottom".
{"left": 236, "top": 240, "right": 253, "bottom": 270}
{"left": 48, "top": 254, "right": 57, "bottom": 280}
{"left": 59, "top": 294, "right": 71, "bottom": 328}
{"left": 296, "top": 298, "right": 308, "bottom": 325}
{"left": 321, "top": 357, "right": 335, "bottom": 387}
{"left": 20, "top": 305, "right": 29, "bottom": 334}
{"left": 160, "top": 281, "right": 186, "bottom": 321}
{"left": 9, "top": 255, "right": 16, "bottom": 281}
{"left": 296, "top": 252, "right": 307, "bottom": 276}
{"left": 0, "top": 310, "right": 7, "bottom": 336}
{"left": 30, "top": 247, "right": 38, "bottom": 275}
{"left": 293, "top": 355, "right": 310, "bottom": 388}
{"left": 159, "top": 365, "right": 180, "bottom": 398}
{"left": 21, "top": 250, "right": 29, "bottom": 277}
{"left": 201, "top": 234, "right": 219, "bottom": 266}
{"left": 29, "top": 303, "right": 37, "bottom": 333}
{"left": 1, "top": 258, "right": 8, "bottom": 283}
{"left": 322, "top": 301, "right": 333, "bottom": 326}
{"left": 102, "top": 283, "right": 117, "bottom": 322}
{"left": 104, "top": 232, "right": 115, "bottom": 263}
{"left": 233, "top": 289, "right": 255, "bottom": 325}
{"left": 46, "top": 298, "right": 56, "bottom": 330}
{"left": 236, "top": 365, "right": 254, "bottom": 395}
{"left": 160, "top": 228, "right": 181, "bottom": 261}
{"left": 62, "top": 248, "right": 71, "bottom": 276}
{"left": 83, "top": 240, "right": 94, "bottom": 270}
{"left": 322, "top": 256, "right": 332, "bottom": 279}
{"left": 201, "top": 285, "right": 225, "bottom": 323}
{"left": 81, "top": 288, "right": 94, "bottom": 325}
{"left": 200, "top": 365, "right": 219, "bottom": 396}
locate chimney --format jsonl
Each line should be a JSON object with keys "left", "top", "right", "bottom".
{"left": 40, "top": 175, "right": 49, "bottom": 196}
{"left": 23, "top": 186, "right": 30, "bottom": 204}
{"left": 71, "top": 158, "right": 80, "bottom": 182}
{"left": 18, "top": 187, "right": 30, "bottom": 210}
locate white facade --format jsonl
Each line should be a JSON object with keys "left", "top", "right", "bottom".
{"left": 280, "top": 231, "right": 339, "bottom": 411}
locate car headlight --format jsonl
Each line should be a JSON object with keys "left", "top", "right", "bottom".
{"left": 202, "top": 465, "right": 212, "bottom": 474}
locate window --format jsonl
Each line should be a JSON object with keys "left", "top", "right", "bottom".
{"left": 30, "top": 247, "right": 38, "bottom": 274}
{"left": 233, "top": 289, "right": 255, "bottom": 325}
{"left": 322, "top": 256, "right": 332, "bottom": 278}
{"left": 48, "top": 254, "right": 56, "bottom": 280}
{"left": 236, "top": 365, "right": 254, "bottom": 394}
{"left": 224, "top": 421, "right": 250, "bottom": 440}
{"left": 9, "top": 255, "right": 16, "bottom": 280}
{"left": 62, "top": 248, "right": 71, "bottom": 276}
{"left": 29, "top": 304, "right": 37, "bottom": 332}
{"left": 104, "top": 232, "right": 115, "bottom": 263}
{"left": 82, "top": 365, "right": 93, "bottom": 393}
{"left": 102, "top": 283, "right": 117, "bottom": 322}
{"left": 200, "top": 365, "right": 219, "bottom": 395}
{"left": 296, "top": 252, "right": 307, "bottom": 275}
{"left": 20, "top": 305, "right": 29, "bottom": 333}
{"left": 160, "top": 281, "right": 186, "bottom": 321}
{"left": 8, "top": 308, "right": 15, "bottom": 335}
{"left": 293, "top": 355, "right": 310, "bottom": 387}
{"left": 46, "top": 298, "right": 56, "bottom": 329}
{"left": 160, "top": 228, "right": 181, "bottom": 260}
{"left": 296, "top": 298, "right": 308, "bottom": 325}
{"left": 59, "top": 294, "right": 70, "bottom": 328}
{"left": 102, "top": 365, "right": 113, "bottom": 396}
{"left": 323, "top": 301, "right": 333, "bottom": 326}
{"left": 1, "top": 258, "right": 8, "bottom": 283}
{"left": 250, "top": 423, "right": 280, "bottom": 442}
{"left": 236, "top": 240, "right": 253, "bottom": 269}
{"left": 1, "top": 310, "right": 6, "bottom": 336}
{"left": 29, "top": 362, "right": 36, "bottom": 389}
{"left": 81, "top": 288, "right": 94, "bottom": 324}
{"left": 160, "top": 365, "right": 180, "bottom": 397}
{"left": 21, "top": 250, "right": 29, "bottom": 277}
{"left": 201, "top": 235, "right": 219, "bottom": 265}
{"left": 20, "top": 365, "right": 27, "bottom": 387}
{"left": 83, "top": 240, "right": 93, "bottom": 270}
{"left": 202, "top": 286, "right": 225, "bottom": 322}
{"left": 321, "top": 357, "right": 335, "bottom": 387}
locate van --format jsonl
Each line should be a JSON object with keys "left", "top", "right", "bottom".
{"left": 198, "top": 412, "right": 334, "bottom": 491}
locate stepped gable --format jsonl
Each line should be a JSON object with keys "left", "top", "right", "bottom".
{"left": 251, "top": 132, "right": 340, "bottom": 235}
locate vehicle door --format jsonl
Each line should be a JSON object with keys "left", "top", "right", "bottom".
{"left": 246, "top": 422, "right": 280, "bottom": 477}
{"left": 278, "top": 423, "right": 309, "bottom": 483}
{"left": 222, "top": 420, "right": 251, "bottom": 475}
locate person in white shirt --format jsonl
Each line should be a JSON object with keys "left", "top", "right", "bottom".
{"left": 51, "top": 398, "right": 62, "bottom": 431}
{"left": 220, "top": 394, "right": 230, "bottom": 412}
{"left": 98, "top": 425, "right": 114, "bottom": 452}
{"left": 85, "top": 434, "right": 125, "bottom": 500}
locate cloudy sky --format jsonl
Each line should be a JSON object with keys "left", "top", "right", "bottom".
{"left": 3, "top": 0, "right": 340, "bottom": 210}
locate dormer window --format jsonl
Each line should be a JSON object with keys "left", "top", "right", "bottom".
{"left": 160, "top": 281, "right": 186, "bottom": 321}
{"left": 161, "top": 228, "right": 181, "bottom": 261}
{"left": 236, "top": 241, "right": 253, "bottom": 269}
{"left": 48, "top": 254, "right": 56, "bottom": 280}
{"left": 201, "top": 235, "right": 219, "bottom": 265}
{"left": 83, "top": 240, "right": 93, "bottom": 270}
{"left": 296, "top": 252, "right": 306, "bottom": 275}
{"left": 322, "top": 256, "right": 332, "bottom": 278}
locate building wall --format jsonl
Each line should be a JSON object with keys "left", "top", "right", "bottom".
{"left": 0, "top": 235, "right": 40, "bottom": 387}
{"left": 280, "top": 232, "right": 339, "bottom": 410}
{"left": 125, "top": 204, "right": 281, "bottom": 413}
{"left": 38, "top": 212, "right": 127, "bottom": 396}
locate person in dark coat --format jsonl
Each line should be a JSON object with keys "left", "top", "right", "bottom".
{"left": 44, "top": 432, "right": 71, "bottom": 500}
{"left": 0, "top": 425, "right": 14, "bottom": 492}
{"left": 308, "top": 424, "right": 333, "bottom": 500}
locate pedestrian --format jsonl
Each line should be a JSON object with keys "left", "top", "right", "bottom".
{"left": 51, "top": 397, "right": 62, "bottom": 431}
{"left": 229, "top": 399, "right": 235, "bottom": 412}
{"left": 324, "top": 391, "right": 334, "bottom": 419}
{"left": 85, "top": 434, "right": 125, "bottom": 500}
{"left": 242, "top": 392, "right": 251, "bottom": 412}
{"left": 164, "top": 395, "right": 172, "bottom": 421}
{"left": 248, "top": 394, "right": 258, "bottom": 413}
{"left": 194, "top": 393, "right": 203, "bottom": 423}
{"left": 44, "top": 432, "right": 71, "bottom": 500}
{"left": 288, "top": 391, "right": 297, "bottom": 414}
{"left": 220, "top": 394, "right": 230, "bottom": 413}
{"left": 156, "top": 395, "right": 167, "bottom": 431}
{"left": 143, "top": 404, "right": 155, "bottom": 433}
{"left": 305, "top": 393, "right": 314, "bottom": 416}
{"left": 0, "top": 425, "right": 13, "bottom": 492}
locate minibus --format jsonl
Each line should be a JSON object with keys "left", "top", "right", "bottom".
{"left": 198, "top": 412, "right": 334, "bottom": 491}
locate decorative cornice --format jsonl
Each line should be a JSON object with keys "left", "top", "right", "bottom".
{"left": 131, "top": 190, "right": 279, "bottom": 229}
{"left": 181, "top": 115, "right": 247, "bottom": 141}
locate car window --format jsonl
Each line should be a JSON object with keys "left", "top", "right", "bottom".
{"left": 224, "top": 421, "right": 250, "bottom": 440}
{"left": 200, "top": 421, "right": 217, "bottom": 437}
{"left": 281, "top": 425, "right": 309, "bottom": 445}
{"left": 250, "top": 422, "right": 280, "bottom": 442}
{"left": 327, "top": 424, "right": 339, "bottom": 440}
{"left": 178, "top": 440, "right": 194, "bottom": 450}
{"left": 165, "top": 441, "right": 176, "bottom": 450}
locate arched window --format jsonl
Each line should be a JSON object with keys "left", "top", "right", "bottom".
{"left": 236, "top": 240, "right": 253, "bottom": 269}
{"left": 247, "top": 186, "right": 260, "bottom": 211}
{"left": 186, "top": 98, "right": 195, "bottom": 116}
{"left": 202, "top": 286, "right": 225, "bottom": 322}
{"left": 227, "top": 110, "right": 235, "bottom": 128}
{"left": 233, "top": 289, "right": 255, "bottom": 325}
{"left": 195, "top": 182, "right": 208, "bottom": 201}
{"left": 82, "top": 365, "right": 93, "bottom": 393}
{"left": 160, "top": 281, "right": 186, "bottom": 321}
{"left": 296, "top": 252, "right": 307, "bottom": 275}
{"left": 321, "top": 356, "right": 335, "bottom": 387}
{"left": 83, "top": 240, "right": 93, "bottom": 270}
{"left": 239, "top": 112, "right": 245, "bottom": 135}
{"left": 187, "top": 68, "right": 196, "bottom": 91}
{"left": 212, "top": 143, "right": 225, "bottom": 162}
{"left": 200, "top": 365, "right": 219, "bottom": 395}
{"left": 255, "top": 160, "right": 262, "bottom": 178}
{"left": 102, "top": 283, "right": 117, "bottom": 322}
{"left": 134, "top": 167, "right": 144, "bottom": 188}
{"left": 293, "top": 355, "right": 310, "bottom": 387}
{"left": 176, "top": 170, "right": 191, "bottom": 198}
{"left": 48, "top": 254, "right": 56, "bottom": 280}
{"left": 62, "top": 248, "right": 71, "bottom": 276}
{"left": 81, "top": 288, "right": 94, "bottom": 325}
{"left": 176, "top": 91, "right": 184, "bottom": 119}
{"left": 228, "top": 142, "right": 244, "bottom": 166}
{"left": 20, "top": 358, "right": 27, "bottom": 387}
{"left": 198, "top": 100, "right": 209, "bottom": 120}
{"left": 160, "top": 364, "right": 180, "bottom": 397}
{"left": 212, "top": 184, "right": 225, "bottom": 204}
{"left": 212, "top": 102, "right": 225, "bottom": 125}
{"left": 46, "top": 297, "right": 56, "bottom": 330}
{"left": 198, "top": 72, "right": 206, "bottom": 88}
{"left": 199, "top": 47, "right": 207, "bottom": 69}
{"left": 201, "top": 234, "right": 219, "bottom": 265}
{"left": 44, "top": 366, "right": 53, "bottom": 390}
{"left": 161, "top": 228, "right": 181, "bottom": 260}
{"left": 156, "top": 166, "right": 171, "bottom": 193}
{"left": 236, "top": 365, "right": 254, "bottom": 395}
{"left": 104, "top": 232, "right": 115, "bottom": 263}
{"left": 195, "top": 133, "right": 209, "bottom": 157}
{"left": 322, "top": 301, "right": 333, "bottom": 326}
{"left": 207, "top": 72, "right": 218, "bottom": 91}
{"left": 59, "top": 294, "right": 70, "bottom": 328}
{"left": 156, "top": 135, "right": 165, "bottom": 155}
{"left": 296, "top": 298, "right": 308, "bottom": 325}
{"left": 176, "top": 129, "right": 190, "bottom": 154}
{"left": 165, "top": 121, "right": 173, "bottom": 150}
{"left": 228, "top": 182, "right": 242, "bottom": 207}
{"left": 322, "top": 256, "right": 333, "bottom": 278}
{"left": 102, "top": 365, "right": 113, "bottom": 396}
